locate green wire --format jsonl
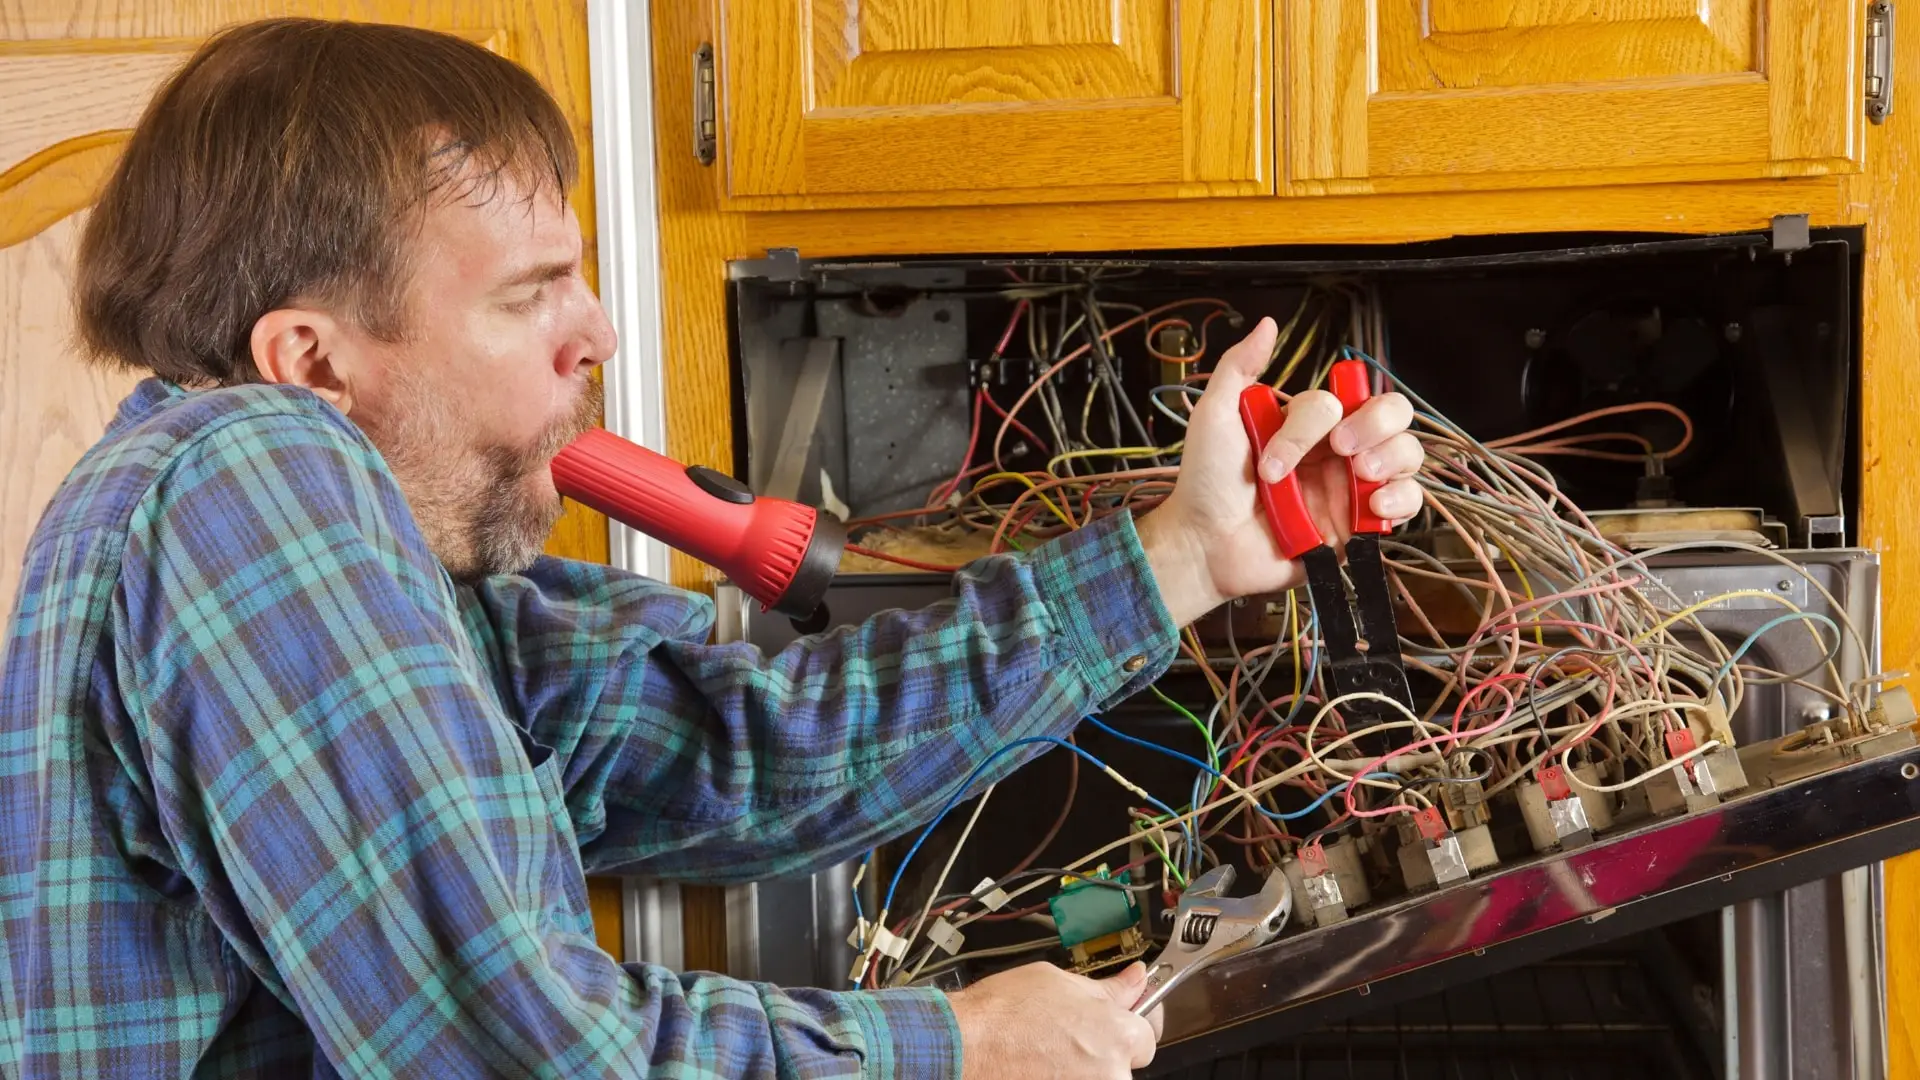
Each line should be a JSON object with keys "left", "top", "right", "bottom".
{"left": 1150, "top": 685, "right": 1219, "bottom": 773}
{"left": 1133, "top": 816, "right": 1189, "bottom": 889}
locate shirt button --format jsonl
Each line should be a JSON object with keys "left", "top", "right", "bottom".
{"left": 1123, "top": 655, "right": 1147, "bottom": 673}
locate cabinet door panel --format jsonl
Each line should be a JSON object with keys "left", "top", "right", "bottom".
{"left": 2, "top": 0, "right": 619, "bottom": 959}
{"left": 721, "top": 0, "right": 1268, "bottom": 206}
{"left": 1286, "top": 0, "right": 1861, "bottom": 193}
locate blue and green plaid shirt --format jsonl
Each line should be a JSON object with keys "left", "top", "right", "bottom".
{"left": 0, "top": 379, "right": 1175, "bottom": 1079}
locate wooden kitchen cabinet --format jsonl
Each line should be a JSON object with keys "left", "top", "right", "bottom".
{"left": 714, "top": 2, "right": 1869, "bottom": 206}
{"left": 715, "top": 0, "right": 1269, "bottom": 208}
{"left": 1285, "top": 0, "right": 1867, "bottom": 193}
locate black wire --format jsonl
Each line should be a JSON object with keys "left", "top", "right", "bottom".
{"left": 1522, "top": 646, "right": 1607, "bottom": 745}
{"left": 1208, "top": 599, "right": 1298, "bottom": 737}
{"left": 927, "top": 866, "right": 1156, "bottom": 912}
{"left": 1078, "top": 287, "right": 1160, "bottom": 464}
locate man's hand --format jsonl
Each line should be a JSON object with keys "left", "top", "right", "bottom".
{"left": 1137, "top": 317, "right": 1424, "bottom": 627}
{"left": 949, "top": 961, "right": 1162, "bottom": 1079}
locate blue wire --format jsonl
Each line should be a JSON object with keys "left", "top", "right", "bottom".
{"left": 879, "top": 736, "right": 1191, "bottom": 917}
{"left": 1709, "top": 611, "right": 1841, "bottom": 690}
{"left": 1151, "top": 384, "right": 1201, "bottom": 429}
{"left": 1275, "top": 775, "right": 1399, "bottom": 821}
{"left": 1084, "top": 716, "right": 1218, "bottom": 779}
{"left": 852, "top": 850, "right": 871, "bottom": 930}
{"left": 1083, "top": 715, "right": 1397, "bottom": 824}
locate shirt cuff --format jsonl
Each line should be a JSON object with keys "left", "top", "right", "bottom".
{"left": 840, "top": 986, "right": 963, "bottom": 1080}
{"left": 1027, "top": 511, "right": 1179, "bottom": 712}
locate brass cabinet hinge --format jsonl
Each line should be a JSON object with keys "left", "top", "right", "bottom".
{"left": 693, "top": 43, "right": 717, "bottom": 165}
{"left": 1868, "top": 2, "right": 1895, "bottom": 124}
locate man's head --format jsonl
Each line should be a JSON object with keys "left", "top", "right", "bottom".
{"left": 76, "top": 19, "right": 614, "bottom": 580}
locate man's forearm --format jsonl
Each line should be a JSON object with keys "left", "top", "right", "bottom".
{"left": 478, "top": 512, "right": 1181, "bottom": 883}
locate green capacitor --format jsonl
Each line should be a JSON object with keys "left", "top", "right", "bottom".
{"left": 1048, "top": 869, "right": 1140, "bottom": 948}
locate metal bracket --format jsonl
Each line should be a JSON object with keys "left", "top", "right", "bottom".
{"left": 1770, "top": 213, "right": 1811, "bottom": 253}
{"left": 692, "top": 43, "right": 717, "bottom": 165}
{"left": 1869, "top": 1, "right": 1896, "bottom": 125}
{"left": 729, "top": 247, "right": 806, "bottom": 285}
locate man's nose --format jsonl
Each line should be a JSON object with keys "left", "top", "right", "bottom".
{"left": 559, "top": 298, "right": 618, "bottom": 377}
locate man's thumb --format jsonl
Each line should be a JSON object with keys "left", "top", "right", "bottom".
{"left": 1201, "top": 317, "right": 1279, "bottom": 401}
{"left": 1098, "top": 961, "right": 1148, "bottom": 1006}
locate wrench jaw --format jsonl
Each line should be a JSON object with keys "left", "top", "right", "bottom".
{"left": 1131, "top": 870, "right": 1294, "bottom": 1016}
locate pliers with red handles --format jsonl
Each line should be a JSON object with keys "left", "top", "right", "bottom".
{"left": 1238, "top": 359, "right": 1415, "bottom": 739}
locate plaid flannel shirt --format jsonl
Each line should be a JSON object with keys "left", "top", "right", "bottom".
{"left": 0, "top": 378, "right": 1176, "bottom": 1079}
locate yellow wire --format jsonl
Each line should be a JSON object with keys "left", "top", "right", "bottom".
{"left": 1264, "top": 291, "right": 1314, "bottom": 370}
{"left": 1632, "top": 589, "right": 1836, "bottom": 687}
{"left": 1288, "top": 591, "right": 1303, "bottom": 701}
{"left": 1500, "top": 548, "right": 1546, "bottom": 648}
{"left": 1634, "top": 589, "right": 1808, "bottom": 641}
{"left": 1045, "top": 445, "right": 1177, "bottom": 476}
{"left": 971, "top": 471, "right": 1074, "bottom": 527}
{"left": 1272, "top": 317, "right": 1323, "bottom": 389}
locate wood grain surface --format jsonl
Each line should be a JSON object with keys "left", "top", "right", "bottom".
{"left": 717, "top": 0, "right": 1267, "bottom": 205}
{"left": 1845, "top": 7, "right": 1920, "bottom": 1074}
{"left": 1, "top": 0, "right": 617, "bottom": 959}
{"left": 1284, "top": 0, "right": 1860, "bottom": 191}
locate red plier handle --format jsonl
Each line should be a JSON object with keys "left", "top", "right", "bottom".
{"left": 1328, "top": 359, "right": 1392, "bottom": 534}
{"left": 1238, "top": 358, "right": 1390, "bottom": 561}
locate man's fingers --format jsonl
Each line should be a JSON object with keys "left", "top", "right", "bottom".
{"left": 1328, "top": 391, "right": 1414, "bottom": 456}
{"left": 1353, "top": 431, "right": 1423, "bottom": 483}
{"left": 1093, "top": 962, "right": 1159, "bottom": 1066}
{"left": 1371, "top": 477, "right": 1425, "bottom": 521}
{"left": 1259, "top": 389, "right": 1342, "bottom": 484}
{"left": 1138, "top": 1000, "right": 1165, "bottom": 1042}
{"left": 1199, "top": 317, "right": 1278, "bottom": 402}
{"left": 1125, "top": 1011, "right": 1160, "bottom": 1069}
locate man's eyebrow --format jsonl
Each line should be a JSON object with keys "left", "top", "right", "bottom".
{"left": 497, "top": 258, "right": 577, "bottom": 290}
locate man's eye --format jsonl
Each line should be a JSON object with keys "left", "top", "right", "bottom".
{"left": 504, "top": 288, "right": 544, "bottom": 314}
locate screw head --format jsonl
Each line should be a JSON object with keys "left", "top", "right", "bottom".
{"left": 1725, "top": 322, "right": 1744, "bottom": 343}
{"left": 1778, "top": 580, "right": 1795, "bottom": 591}
{"left": 1524, "top": 328, "right": 1546, "bottom": 349}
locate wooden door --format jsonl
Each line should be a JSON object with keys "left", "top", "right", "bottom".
{"left": 718, "top": 0, "right": 1269, "bottom": 208}
{"left": 0, "top": 0, "right": 619, "bottom": 958}
{"left": 1286, "top": 1, "right": 1864, "bottom": 194}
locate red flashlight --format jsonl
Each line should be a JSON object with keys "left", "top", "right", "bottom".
{"left": 550, "top": 428, "right": 845, "bottom": 618}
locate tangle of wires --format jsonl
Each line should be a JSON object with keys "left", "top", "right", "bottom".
{"left": 840, "top": 273, "right": 1881, "bottom": 993}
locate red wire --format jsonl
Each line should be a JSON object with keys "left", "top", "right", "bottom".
{"left": 980, "top": 390, "right": 1051, "bottom": 456}
{"left": 993, "top": 299, "right": 1030, "bottom": 357}
{"left": 929, "top": 391, "right": 986, "bottom": 508}
{"left": 844, "top": 545, "right": 965, "bottom": 573}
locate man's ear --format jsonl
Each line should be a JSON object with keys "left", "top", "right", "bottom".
{"left": 249, "top": 308, "right": 358, "bottom": 415}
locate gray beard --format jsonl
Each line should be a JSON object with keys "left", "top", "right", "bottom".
{"left": 362, "top": 377, "right": 601, "bottom": 582}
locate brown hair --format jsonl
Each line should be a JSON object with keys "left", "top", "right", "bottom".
{"left": 75, "top": 18, "right": 579, "bottom": 387}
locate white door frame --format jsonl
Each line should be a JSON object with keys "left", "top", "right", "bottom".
{"left": 588, "top": 0, "right": 673, "bottom": 586}
{"left": 587, "top": 0, "right": 683, "bottom": 971}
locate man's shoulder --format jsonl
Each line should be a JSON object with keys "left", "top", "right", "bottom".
{"left": 108, "top": 379, "right": 367, "bottom": 464}
{"left": 43, "top": 379, "right": 379, "bottom": 539}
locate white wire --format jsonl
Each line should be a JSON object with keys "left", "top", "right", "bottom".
{"left": 894, "top": 782, "right": 995, "bottom": 982}
{"left": 1562, "top": 739, "right": 1723, "bottom": 794}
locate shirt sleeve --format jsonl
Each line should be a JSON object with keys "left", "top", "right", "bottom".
{"left": 463, "top": 509, "right": 1180, "bottom": 884}
{"left": 113, "top": 407, "right": 964, "bottom": 1079}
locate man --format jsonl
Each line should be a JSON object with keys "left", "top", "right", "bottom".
{"left": 0, "top": 18, "right": 1422, "bottom": 1080}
